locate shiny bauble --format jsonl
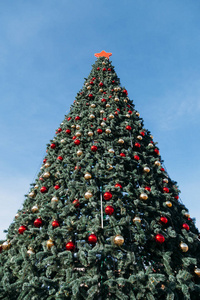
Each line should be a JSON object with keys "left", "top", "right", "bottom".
{"left": 40, "top": 186, "right": 48, "bottom": 193}
{"left": 50, "top": 143, "right": 56, "bottom": 149}
{"left": 105, "top": 205, "right": 114, "bottom": 215}
{"left": 18, "top": 225, "right": 27, "bottom": 234}
{"left": 99, "top": 88, "right": 104, "bottom": 92}
{"left": 103, "top": 191, "right": 112, "bottom": 201}
{"left": 184, "top": 212, "right": 190, "bottom": 218}
{"left": 143, "top": 166, "right": 150, "bottom": 173}
{"left": 2, "top": 240, "right": 11, "bottom": 250}
{"left": 114, "top": 87, "right": 118, "bottom": 92}
{"left": 115, "top": 183, "right": 122, "bottom": 189}
{"left": 61, "top": 139, "right": 66, "bottom": 143}
{"left": 106, "top": 104, "right": 111, "bottom": 108}
{"left": 101, "top": 122, "right": 106, "bottom": 126}
{"left": 166, "top": 201, "right": 172, "bottom": 207}
{"left": 97, "top": 128, "right": 103, "bottom": 134}
{"left": 76, "top": 125, "right": 81, "bottom": 129}
{"left": 133, "top": 216, "right": 141, "bottom": 223}
{"left": 124, "top": 99, "right": 128, "bottom": 103}
{"left": 47, "top": 238, "right": 54, "bottom": 249}
{"left": 71, "top": 124, "right": 76, "bottom": 128}
{"left": 114, "top": 97, "right": 119, "bottom": 102}
{"left": 105, "top": 128, "right": 111, "bottom": 134}
{"left": 140, "top": 193, "right": 148, "bottom": 200}
{"left": 126, "top": 114, "right": 130, "bottom": 118}
{"left": 43, "top": 171, "right": 50, "bottom": 178}
{"left": 126, "top": 125, "right": 132, "bottom": 131}
{"left": 182, "top": 223, "right": 190, "bottom": 231}
{"left": 85, "top": 82, "right": 89, "bottom": 86}
{"left": 108, "top": 148, "right": 115, "bottom": 153}
{"left": 154, "top": 161, "right": 161, "bottom": 166}
{"left": 34, "top": 218, "right": 43, "bottom": 228}
{"left": 66, "top": 241, "right": 75, "bottom": 251}
{"left": 91, "top": 145, "right": 98, "bottom": 152}
{"left": 29, "top": 191, "right": 36, "bottom": 198}
{"left": 85, "top": 191, "right": 93, "bottom": 199}
{"left": 88, "top": 234, "right": 97, "bottom": 245}
{"left": 87, "top": 86, "right": 91, "bottom": 90}
{"left": 73, "top": 199, "right": 80, "bottom": 208}
{"left": 150, "top": 135, "right": 153, "bottom": 139}
{"left": 84, "top": 172, "right": 92, "bottom": 180}
{"left": 51, "top": 196, "right": 59, "bottom": 203}
{"left": 118, "top": 138, "right": 124, "bottom": 144}
{"left": 100, "top": 110, "right": 105, "bottom": 114}
{"left": 137, "top": 135, "right": 143, "bottom": 140}
{"left": 52, "top": 220, "right": 60, "bottom": 228}
{"left": 180, "top": 242, "right": 188, "bottom": 252}
{"left": 75, "top": 131, "right": 81, "bottom": 137}
{"left": 135, "top": 112, "right": 140, "bottom": 117}
{"left": 145, "top": 186, "right": 151, "bottom": 191}
{"left": 163, "top": 178, "right": 168, "bottom": 183}
{"left": 107, "top": 164, "right": 113, "bottom": 170}
{"left": 109, "top": 114, "right": 114, "bottom": 119}
{"left": 27, "top": 247, "right": 35, "bottom": 255}
{"left": 90, "top": 103, "right": 96, "bottom": 108}
{"left": 114, "top": 235, "right": 124, "bottom": 246}
{"left": 77, "top": 150, "right": 83, "bottom": 156}
{"left": 155, "top": 234, "right": 165, "bottom": 244}
{"left": 89, "top": 114, "right": 95, "bottom": 119}
{"left": 88, "top": 131, "right": 93, "bottom": 136}
{"left": 163, "top": 187, "right": 169, "bottom": 193}
{"left": 31, "top": 205, "right": 39, "bottom": 213}
{"left": 148, "top": 143, "right": 154, "bottom": 147}
{"left": 34, "top": 184, "right": 39, "bottom": 189}
{"left": 15, "top": 213, "right": 20, "bottom": 219}
{"left": 160, "top": 216, "right": 168, "bottom": 224}
{"left": 44, "top": 162, "right": 51, "bottom": 168}
{"left": 194, "top": 267, "right": 200, "bottom": 277}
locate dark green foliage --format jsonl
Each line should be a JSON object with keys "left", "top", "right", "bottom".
{"left": 0, "top": 57, "right": 200, "bottom": 299}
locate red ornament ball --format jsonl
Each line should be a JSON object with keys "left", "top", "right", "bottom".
{"left": 88, "top": 234, "right": 97, "bottom": 244}
{"left": 126, "top": 125, "right": 132, "bottom": 131}
{"left": 74, "top": 166, "right": 81, "bottom": 170}
{"left": 90, "top": 81, "right": 94, "bottom": 85}
{"left": 67, "top": 117, "right": 71, "bottom": 121}
{"left": 161, "top": 167, "right": 165, "bottom": 172}
{"left": 43, "top": 158, "right": 47, "bottom": 163}
{"left": 135, "top": 142, "right": 141, "bottom": 148}
{"left": 112, "top": 80, "right": 115, "bottom": 83}
{"left": 105, "top": 205, "right": 114, "bottom": 215}
{"left": 174, "top": 195, "right": 179, "bottom": 200}
{"left": 123, "top": 89, "right": 128, "bottom": 95}
{"left": 75, "top": 116, "right": 80, "bottom": 121}
{"left": 73, "top": 199, "right": 80, "bottom": 208}
{"left": 163, "top": 187, "right": 169, "bottom": 193}
{"left": 92, "top": 77, "right": 96, "bottom": 80}
{"left": 91, "top": 145, "right": 98, "bottom": 152}
{"left": 99, "top": 82, "right": 104, "bottom": 87}
{"left": 57, "top": 128, "right": 62, "bottom": 133}
{"left": 102, "top": 68, "right": 106, "bottom": 71}
{"left": 18, "top": 225, "right": 27, "bottom": 234}
{"left": 115, "top": 183, "right": 122, "bottom": 189}
{"left": 154, "top": 148, "right": 159, "bottom": 155}
{"left": 155, "top": 234, "right": 165, "bottom": 244}
{"left": 88, "top": 94, "right": 93, "bottom": 98}
{"left": 52, "top": 220, "right": 60, "bottom": 228}
{"left": 104, "top": 192, "right": 112, "bottom": 201}
{"left": 128, "top": 110, "right": 133, "bottom": 114}
{"left": 66, "top": 129, "right": 71, "bottom": 134}
{"left": 97, "top": 128, "right": 103, "bottom": 134}
{"left": 101, "top": 98, "right": 106, "bottom": 103}
{"left": 72, "top": 135, "right": 77, "bottom": 140}
{"left": 97, "top": 67, "right": 100, "bottom": 70}
{"left": 74, "top": 139, "right": 80, "bottom": 145}
{"left": 145, "top": 186, "right": 151, "bottom": 192}
{"left": 108, "top": 68, "right": 111, "bottom": 71}
{"left": 54, "top": 185, "right": 60, "bottom": 190}
{"left": 140, "top": 131, "right": 145, "bottom": 136}
{"left": 40, "top": 186, "right": 48, "bottom": 193}
{"left": 34, "top": 218, "right": 43, "bottom": 228}
{"left": 66, "top": 241, "right": 75, "bottom": 251}
{"left": 103, "top": 117, "right": 107, "bottom": 121}
{"left": 50, "top": 143, "right": 56, "bottom": 149}
{"left": 57, "top": 156, "right": 63, "bottom": 161}
{"left": 134, "top": 155, "right": 140, "bottom": 161}
{"left": 120, "top": 153, "right": 126, "bottom": 157}
{"left": 182, "top": 223, "right": 190, "bottom": 231}
{"left": 160, "top": 216, "right": 168, "bottom": 224}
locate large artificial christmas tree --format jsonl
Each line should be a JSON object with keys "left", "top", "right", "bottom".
{"left": 0, "top": 51, "right": 200, "bottom": 300}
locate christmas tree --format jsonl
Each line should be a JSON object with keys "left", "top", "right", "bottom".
{"left": 0, "top": 51, "right": 200, "bottom": 300}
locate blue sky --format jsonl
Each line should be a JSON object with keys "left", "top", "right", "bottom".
{"left": 0, "top": 0, "right": 200, "bottom": 240}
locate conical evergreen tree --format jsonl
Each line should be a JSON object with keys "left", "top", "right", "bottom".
{"left": 0, "top": 51, "right": 200, "bottom": 300}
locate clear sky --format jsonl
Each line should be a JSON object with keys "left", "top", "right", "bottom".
{"left": 0, "top": 0, "right": 200, "bottom": 240}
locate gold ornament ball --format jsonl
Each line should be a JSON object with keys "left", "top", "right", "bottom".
{"left": 109, "top": 114, "right": 114, "bottom": 119}
{"left": 101, "top": 122, "right": 106, "bottom": 127}
{"left": 71, "top": 124, "right": 76, "bottom": 128}
{"left": 107, "top": 164, "right": 113, "bottom": 170}
{"left": 88, "top": 131, "right": 93, "bottom": 136}
{"left": 180, "top": 242, "right": 188, "bottom": 252}
{"left": 102, "top": 61, "right": 106, "bottom": 65}
{"left": 117, "top": 87, "right": 121, "bottom": 91}
{"left": 75, "top": 131, "right": 81, "bottom": 137}
{"left": 148, "top": 143, "right": 154, "bottom": 147}
{"left": 143, "top": 166, "right": 150, "bottom": 173}
{"left": 87, "top": 86, "right": 91, "bottom": 90}
{"left": 100, "top": 110, "right": 105, "bottom": 114}
{"left": 166, "top": 201, "right": 172, "bottom": 207}
{"left": 118, "top": 138, "right": 124, "bottom": 144}
{"left": 114, "top": 88, "right": 118, "bottom": 92}
{"left": 126, "top": 114, "right": 130, "bottom": 118}
{"left": 137, "top": 135, "right": 143, "bottom": 140}
{"left": 140, "top": 193, "right": 148, "bottom": 200}
{"left": 29, "top": 191, "right": 36, "bottom": 198}
{"left": 150, "top": 135, "right": 153, "bottom": 139}
{"left": 90, "top": 114, "right": 95, "bottom": 119}
{"left": 34, "top": 184, "right": 39, "bottom": 189}
{"left": 85, "top": 191, "right": 93, "bottom": 199}
{"left": 85, "top": 82, "right": 89, "bottom": 86}
{"left": 136, "top": 112, "right": 140, "bottom": 117}
{"left": 108, "top": 148, "right": 115, "bottom": 154}
{"left": 51, "top": 196, "right": 59, "bottom": 203}
{"left": 184, "top": 212, "right": 190, "bottom": 218}
{"left": 124, "top": 99, "right": 128, "bottom": 103}
{"left": 90, "top": 104, "right": 96, "bottom": 108}
{"left": 61, "top": 139, "right": 66, "bottom": 143}
{"left": 194, "top": 267, "right": 200, "bottom": 277}
{"left": 154, "top": 161, "right": 161, "bottom": 167}
{"left": 45, "top": 162, "right": 51, "bottom": 168}
{"left": 133, "top": 216, "right": 141, "bottom": 223}
{"left": 2, "top": 241, "right": 11, "bottom": 250}
{"left": 47, "top": 238, "right": 54, "bottom": 249}
{"left": 43, "top": 171, "right": 51, "bottom": 178}
{"left": 76, "top": 125, "right": 81, "bottom": 129}
{"left": 99, "top": 88, "right": 104, "bottom": 92}
{"left": 105, "top": 129, "right": 111, "bottom": 134}
{"left": 15, "top": 213, "right": 20, "bottom": 219}
{"left": 31, "top": 205, "right": 39, "bottom": 213}
{"left": 114, "top": 97, "right": 119, "bottom": 102}
{"left": 114, "top": 235, "right": 124, "bottom": 246}
{"left": 106, "top": 103, "right": 111, "bottom": 108}
{"left": 77, "top": 150, "right": 83, "bottom": 156}
{"left": 27, "top": 247, "right": 35, "bottom": 255}
{"left": 84, "top": 173, "right": 92, "bottom": 180}
{"left": 163, "top": 178, "right": 168, "bottom": 183}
